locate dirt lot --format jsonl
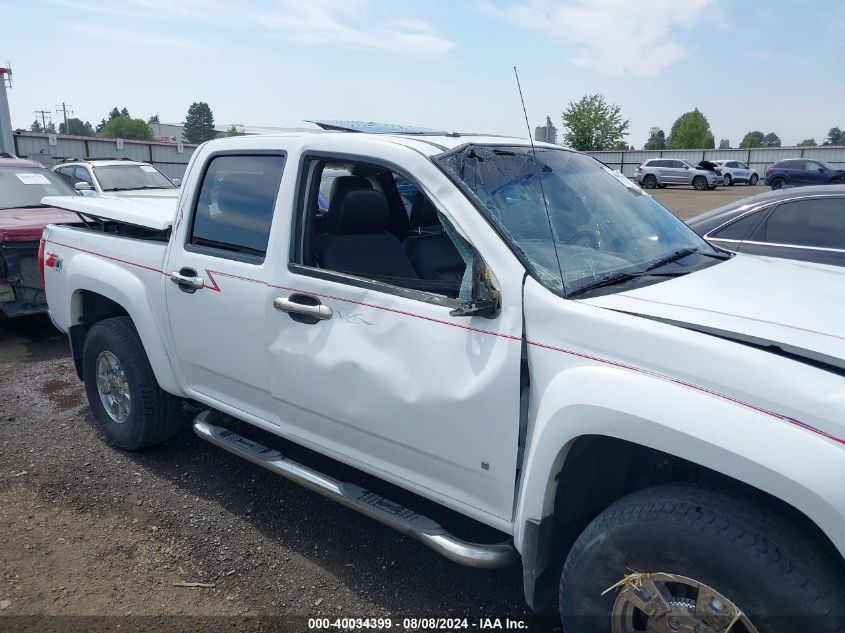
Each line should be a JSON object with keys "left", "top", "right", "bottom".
{"left": 651, "top": 184, "right": 768, "bottom": 220}
{"left": 0, "top": 317, "right": 546, "bottom": 632}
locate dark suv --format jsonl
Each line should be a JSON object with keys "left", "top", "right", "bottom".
{"left": 764, "top": 158, "right": 845, "bottom": 190}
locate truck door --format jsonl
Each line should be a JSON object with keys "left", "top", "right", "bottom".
{"left": 265, "top": 150, "right": 524, "bottom": 524}
{"left": 164, "top": 152, "right": 287, "bottom": 424}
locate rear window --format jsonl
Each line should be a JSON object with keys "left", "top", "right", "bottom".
{"left": 0, "top": 166, "right": 76, "bottom": 209}
{"left": 190, "top": 154, "right": 285, "bottom": 259}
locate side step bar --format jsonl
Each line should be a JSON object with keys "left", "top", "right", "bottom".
{"left": 193, "top": 411, "right": 518, "bottom": 569}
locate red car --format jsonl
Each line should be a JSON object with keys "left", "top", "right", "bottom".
{"left": 0, "top": 158, "right": 79, "bottom": 318}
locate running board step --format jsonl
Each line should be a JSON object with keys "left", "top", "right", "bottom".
{"left": 193, "top": 411, "right": 517, "bottom": 568}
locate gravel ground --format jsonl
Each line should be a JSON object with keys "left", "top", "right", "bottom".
{"left": 652, "top": 184, "right": 769, "bottom": 220}
{"left": 0, "top": 316, "right": 548, "bottom": 632}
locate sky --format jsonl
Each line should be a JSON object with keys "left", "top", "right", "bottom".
{"left": 2, "top": 0, "right": 844, "bottom": 147}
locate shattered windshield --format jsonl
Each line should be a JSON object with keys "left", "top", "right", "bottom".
{"left": 437, "top": 145, "right": 715, "bottom": 296}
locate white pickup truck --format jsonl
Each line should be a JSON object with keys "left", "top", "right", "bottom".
{"left": 41, "top": 132, "right": 844, "bottom": 632}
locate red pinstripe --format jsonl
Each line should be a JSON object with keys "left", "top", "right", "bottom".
{"left": 45, "top": 239, "right": 845, "bottom": 447}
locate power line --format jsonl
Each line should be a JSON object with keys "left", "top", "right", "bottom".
{"left": 55, "top": 102, "right": 73, "bottom": 130}
{"left": 34, "top": 109, "right": 51, "bottom": 131}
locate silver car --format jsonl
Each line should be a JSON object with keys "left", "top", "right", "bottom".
{"left": 635, "top": 158, "right": 724, "bottom": 190}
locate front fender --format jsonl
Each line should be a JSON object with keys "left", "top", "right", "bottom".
{"left": 64, "top": 255, "right": 182, "bottom": 396}
{"left": 514, "top": 364, "right": 845, "bottom": 557}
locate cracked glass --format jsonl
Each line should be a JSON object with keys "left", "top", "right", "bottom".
{"left": 438, "top": 145, "right": 711, "bottom": 296}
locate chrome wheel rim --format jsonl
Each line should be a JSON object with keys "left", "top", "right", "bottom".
{"left": 610, "top": 572, "right": 758, "bottom": 633}
{"left": 96, "top": 350, "right": 131, "bottom": 423}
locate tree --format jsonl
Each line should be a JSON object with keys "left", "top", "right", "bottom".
{"left": 100, "top": 116, "right": 153, "bottom": 141}
{"left": 95, "top": 118, "right": 108, "bottom": 134}
{"left": 561, "top": 94, "right": 629, "bottom": 151}
{"left": 667, "top": 108, "right": 715, "bottom": 149}
{"left": 45, "top": 121, "right": 57, "bottom": 134}
{"left": 797, "top": 138, "right": 817, "bottom": 147}
{"left": 108, "top": 107, "right": 122, "bottom": 120}
{"left": 120, "top": 107, "right": 130, "bottom": 118}
{"left": 740, "top": 131, "right": 765, "bottom": 148}
{"left": 644, "top": 128, "right": 666, "bottom": 150}
{"left": 183, "top": 102, "right": 217, "bottom": 144}
{"left": 30, "top": 119, "right": 44, "bottom": 132}
{"left": 226, "top": 125, "right": 244, "bottom": 137}
{"left": 825, "top": 127, "right": 845, "bottom": 145}
{"left": 719, "top": 138, "right": 730, "bottom": 149}
{"left": 59, "top": 118, "right": 95, "bottom": 136}
{"left": 148, "top": 114, "right": 160, "bottom": 124}
{"left": 761, "top": 132, "right": 781, "bottom": 147}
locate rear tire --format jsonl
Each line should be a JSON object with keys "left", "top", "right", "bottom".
{"left": 642, "top": 175, "right": 657, "bottom": 189}
{"left": 749, "top": 173, "right": 759, "bottom": 185}
{"left": 559, "top": 484, "right": 845, "bottom": 633}
{"left": 693, "top": 176, "right": 707, "bottom": 191}
{"left": 770, "top": 177, "right": 785, "bottom": 190}
{"left": 82, "top": 316, "right": 181, "bottom": 450}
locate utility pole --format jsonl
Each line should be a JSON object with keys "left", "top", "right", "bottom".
{"left": 0, "top": 64, "right": 13, "bottom": 155}
{"left": 34, "top": 109, "right": 50, "bottom": 131}
{"left": 55, "top": 102, "right": 73, "bottom": 132}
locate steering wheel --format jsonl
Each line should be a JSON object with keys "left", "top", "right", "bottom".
{"left": 565, "top": 230, "right": 599, "bottom": 250}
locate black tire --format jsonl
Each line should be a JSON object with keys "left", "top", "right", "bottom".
{"left": 724, "top": 173, "right": 733, "bottom": 186}
{"left": 642, "top": 174, "right": 657, "bottom": 189}
{"left": 692, "top": 176, "right": 707, "bottom": 191}
{"left": 657, "top": 184, "right": 668, "bottom": 189}
{"left": 82, "top": 316, "right": 181, "bottom": 450}
{"left": 770, "top": 177, "right": 785, "bottom": 190}
{"left": 749, "top": 173, "right": 759, "bottom": 185}
{"left": 559, "top": 484, "right": 845, "bottom": 633}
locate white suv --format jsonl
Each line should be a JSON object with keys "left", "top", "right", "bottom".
{"left": 53, "top": 159, "right": 181, "bottom": 198}
{"left": 712, "top": 159, "right": 760, "bottom": 186}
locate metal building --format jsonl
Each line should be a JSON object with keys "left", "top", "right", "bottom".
{"left": 535, "top": 116, "right": 557, "bottom": 144}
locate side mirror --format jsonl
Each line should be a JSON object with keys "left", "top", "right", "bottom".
{"left": 74, "top": 181, "right": 92, "bottom": 191}
{"left": 449, "top": 259, "right": 500, "bottom": 319}
{"left": 684, "top": 165, "right": 689, "bottom": 169}
{"left": 172, "top": 178, "right": 182, "bottom": 187}
{"left": 818, "top": 168, "right": 824, "bottom": 173}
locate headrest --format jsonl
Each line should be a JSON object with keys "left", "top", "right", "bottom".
{"left": 217, "top": 173, "right": 275, "bottom": 215}
{"left": 329, "top": 175, "right": 372, "bottom": 202}
{"left": 325, "top": 188, "right": 389, "bottom": 235}
{"left": 409, "top": 191, "right": 439, "bottom": 228}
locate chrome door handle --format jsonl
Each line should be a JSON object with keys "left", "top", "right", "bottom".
{"left": 274, "top": 297, "right": 332, "bottom": 320}
{"left": 169, "top": 271, "right": 204, "bottom": 290}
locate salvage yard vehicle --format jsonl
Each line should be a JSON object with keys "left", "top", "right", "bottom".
{"left": 635, "top": 158, "right": 724, "bottom": 190}
{"left": 52, "top": 158, "right": 181, "bottom": 197}
{"left": 41, "top": 131, "right": 844, "bottom": 632}
{"left": 0, "top": 157, "right": 78, "bottom": 317}
{"left": 688, "top": 184, "right": 845, "bottom": 267}
{"left": 764, "top": 158, "right": 845, "bottom": 190}
{"left": 712, "top": 159, "right": 759, "bottom": 186}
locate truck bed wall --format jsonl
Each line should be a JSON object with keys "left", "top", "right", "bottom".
{"left": 43, "top": 223, "right": 182, "bottom": 395}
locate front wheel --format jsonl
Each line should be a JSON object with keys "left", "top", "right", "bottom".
{"left": 723, "top": 173, "right": 732, "bottom": 186}
{"left": 82, "top": 316, "right": 181, "bottom": 450}
{"left": 692, "top": 176, "right": 708, "bottom": 191}
{"left": 559, "top": 484, "right": 845, "bottom": 633}
{"left": 749, "top": 173, "right": 759, "bottom": 185}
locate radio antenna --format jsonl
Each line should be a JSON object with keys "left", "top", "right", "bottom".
{"left": 513, "top": 66, "right": 564, "bottom": 293}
